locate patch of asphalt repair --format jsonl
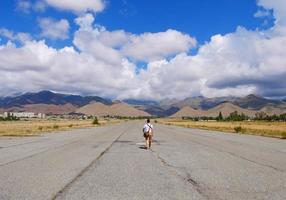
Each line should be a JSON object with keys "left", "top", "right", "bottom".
{"left": 51, "top": 128, "right": 128, "bottom": 200}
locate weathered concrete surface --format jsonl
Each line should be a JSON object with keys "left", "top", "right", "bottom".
{"left": 0, "top": 121, "right": 285, "bottom": 200}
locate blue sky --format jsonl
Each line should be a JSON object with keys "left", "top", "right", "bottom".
{"left": 0, "top": 0, "right": 285, "bottom": 99}
{"left": 0, "top": 0, "right": 273, "bottom": 47}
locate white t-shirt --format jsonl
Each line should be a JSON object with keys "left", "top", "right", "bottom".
{"left": 143, "top": 123, "right": 153, "bottom": 133}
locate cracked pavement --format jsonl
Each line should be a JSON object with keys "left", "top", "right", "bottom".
{"left": 0, "top": 121, "right": 286, "bottom": 200}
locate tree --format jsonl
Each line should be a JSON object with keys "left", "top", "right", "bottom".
{"left": 216, "top": 112, "right": 223, "bottom": 121}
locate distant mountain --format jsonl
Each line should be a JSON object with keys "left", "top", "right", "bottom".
{"left": 1, "top": 91, "right": 285, "bottom": 117}
{"left": 76, "top": 102, "right": 150, "bottom": 117}
{"left": 133, "top": 104, "right": 179, "bottom": 117}
{"left": 232, "top": 94, "right": 280, "bottom": 110}
{"left": 123, "top": 99, "right": 158, "bottom": 106}
{"left": 159, "top": 98, "right": 180, "bottom": 109}
{"left": 0, "top": 91, "right": 112, "bottom": 108}
{"left": 166, "top": 96, "right": 237, "bottom": 110}
{"left": 167, "top": 94, "right": 284, "bottom": 110}
{"left": 171, "top": 96, "right": 205, "bottom": 109}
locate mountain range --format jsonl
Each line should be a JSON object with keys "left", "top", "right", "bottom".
{"left": 0, "top": 91, "right": 285, "bottom": 117}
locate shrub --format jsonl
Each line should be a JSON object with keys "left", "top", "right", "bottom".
{"left": 68, "top": 124, "right": 73, "bottom": 128}
{"left": 281, "top": 132, "right": 286, "bottom": 139}
{"left": 234, "top": 126, "right": 242, "bottom": 133}
{"left": 53, "top": 124, "right": 59, "bottom": 129}
{"left": 38, "top": 126, "right": 43, "bottom": 131}
{"left": 154, "top": 120, "right": 158, "bottom": 123}
{"left": 92, "top": 117, "right": 99, "bottom": 125}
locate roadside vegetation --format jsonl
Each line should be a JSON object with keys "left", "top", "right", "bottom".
{"left": 0, "top": 118, "right": 120, "bottom": 137}
{"left": 159, "top": 118, "right": 286, "bottom": 139}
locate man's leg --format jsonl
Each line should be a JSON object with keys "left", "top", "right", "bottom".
{"left": 145, "top": 137, "right": 149, "bottom": 149}
{"left": 148, "top": 135, "right": 152, "bottom": 148}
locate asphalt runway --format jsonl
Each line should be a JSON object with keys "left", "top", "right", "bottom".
{"left": 0, "top": 121, "right": 285, "bottom": 200}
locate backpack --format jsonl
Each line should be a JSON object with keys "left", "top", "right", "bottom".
{"left": 143, "top": 124, "right": 152, "bottom": 138}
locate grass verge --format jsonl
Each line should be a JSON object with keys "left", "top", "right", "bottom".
{"left": 158, "top": 119, "right": 286, "bottom": 139}
{"left": 0, "top": 119, "right": 121, "bottom": 137}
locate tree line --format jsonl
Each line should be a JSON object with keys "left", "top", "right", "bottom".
{"left": 182, "top": 111, "right": 286, "bottom": 122}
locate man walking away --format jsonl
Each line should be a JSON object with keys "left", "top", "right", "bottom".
{"left": 143, "top": 119, "right": 153, "bottom": 149}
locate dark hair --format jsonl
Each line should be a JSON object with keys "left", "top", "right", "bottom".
{"left": 147, "top": 118, "right": 150, "bottom": 123}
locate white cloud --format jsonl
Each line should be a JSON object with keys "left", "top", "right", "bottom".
{"left": 73, "top": 14, "right": 197, "bottom": 63}
{"left": 0, "top": 39, "right": 137, "bottom": 97}
{"left": 122, "top": 29, "right": 197, "bottom": 62}
{"left": 0, "top": 28, "right": 31, "bottom": 43}
{"left": 254, "top": 9, "right": 271, "bottom": 18}
{"left": 38, "top": 18, "right": 70, "bottom": 40}
{"left": 16, "top": 0, "right": 46, "bottom": 13}
{"left": 257, "top": 0, "right": 286, "bottom": 25}
{"left": 34, "top": 1, "right": 46, "bottom": 12}
{"left": 44, "top": 0, "right": 105, "bottom": 14}
{"left": 16, "top": 0, "right": 31, "bottom": 13}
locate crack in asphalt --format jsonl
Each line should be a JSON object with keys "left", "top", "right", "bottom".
{"left": 51, "top": 128, "right": 128, "bottom": 200}
{"left": 150, "top": 149, "right": 214, "bottom": 200}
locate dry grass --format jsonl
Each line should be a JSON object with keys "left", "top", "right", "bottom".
{"left": 158, "top": 119, "right": 286, "bottom": 139}
{"left": 0, "top": 118, "right": 121, "bottom": 137}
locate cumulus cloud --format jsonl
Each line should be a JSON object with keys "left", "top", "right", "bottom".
{"left": 16, "top": 0, "right": 31, "bottom": 13}
{"left": 122, "top": 30, "right": 197, "bottom": 62}
{"left": 73, "top": 14, "right": 196, "bottom": 63}
{"left": 257, "top": 0, "right": 286, "bottom": 25}
{"left": 38, "top": 18, "right": 70, "bottom": 40}
{"left": 0, "top": 40, "right": 137, "bottom": 97}
{"left": 44, "top": 0, "right": 105, "bottom": 14}
{"left": 0, "top": 28, "right": 31, "bottom": 43}
{"left": 16, "top": 0, "right": 46, "bottom": 13}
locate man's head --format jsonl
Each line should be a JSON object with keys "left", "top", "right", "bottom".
{"left": 147, "top": 118, "right": 150, "bottom": 123}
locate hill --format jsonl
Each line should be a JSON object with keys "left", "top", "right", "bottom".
{"left": 171, "top": 106, "right": 205, "bottom": 118}
{"left": 76, "top": 102, "right": 150, "bottom": 117}
{"left": 171, "top": 103, "right": 258, "bottom": 118}
{"left": 205, "top": 102, "right": 257, "bottom": 117}
{"left": 1, "top": 103, "right": 77, "bottom": 115}
{"left": 258, "top": 106, "right": 286, "bottom": 116}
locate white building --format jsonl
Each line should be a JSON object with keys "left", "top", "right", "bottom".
{"left": 38, "top": 113, "right": 46, "bottom": 119}
{"left": 10, "top": 112, "right": 35, "bottom": 118}
{"left": 4, "top": 112, "right": 8, "bottom": 118}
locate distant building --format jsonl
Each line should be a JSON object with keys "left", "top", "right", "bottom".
{"left": 2, "top": 112, "right": 46, "bottom": 119}
{"left": 10, "top": 112, "right": 35, "bottom": 118}
{"left": 37, "top": 113, "right": 46, "bottom": 119}
{"left": 4, "top": 112, "right": 9, "bottom": 118}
